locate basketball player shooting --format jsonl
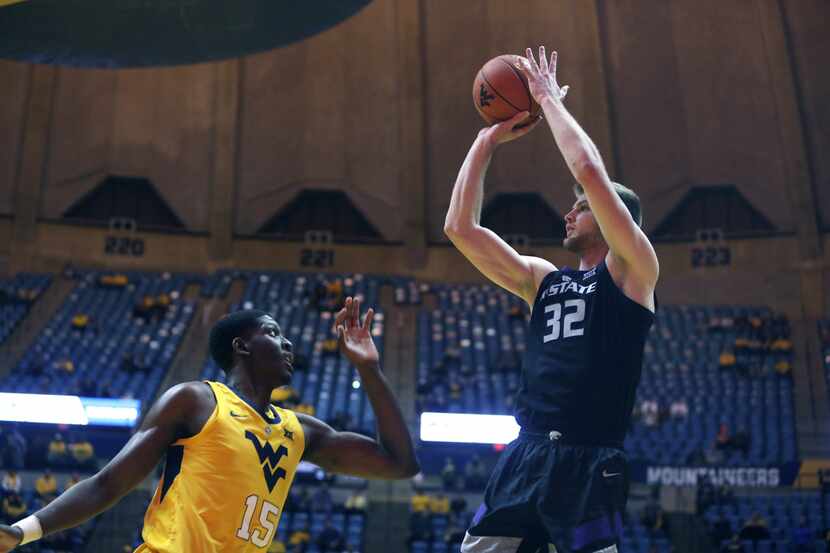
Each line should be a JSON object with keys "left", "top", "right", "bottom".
{"left": 444, "top": 46, "right": 659, "bottom": 553}
{"left": 0, "top": 297, "right": 418, "bottom": 552}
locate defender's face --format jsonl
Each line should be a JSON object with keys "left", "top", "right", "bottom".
{"left": 562, "top": 196, "right": 601, "bottom": 252}
{"left": 249, "top": 315, "right": 294, "bottom": 384}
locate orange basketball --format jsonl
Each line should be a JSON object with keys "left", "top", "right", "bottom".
{"left": 472, "top": 54, "right": 540, "bottom": 125}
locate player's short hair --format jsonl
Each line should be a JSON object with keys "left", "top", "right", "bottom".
{"left": 209, "top": 309, "right": 270, "bottom": 372}
{"left": 573, "top": 181, "right": 643, "bottom": 227}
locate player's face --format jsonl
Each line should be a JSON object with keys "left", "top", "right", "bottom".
{"left": 562, "top": 196, "right": 603, "bottom": 252}
{"left": 250, "top": 316, "right": 294, "bottom": 385}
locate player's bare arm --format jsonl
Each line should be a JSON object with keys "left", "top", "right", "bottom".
{"left": 298, "top": 297, "right": 419, "bottom": 479}
{"left": 517, "top": 46, "right": 659, "bottom": 306}
{"left": 0, "top": 382, "right": 215, "bottom": 552}
{"left": 444, "top": 112, "right": 555, "bottom": 307}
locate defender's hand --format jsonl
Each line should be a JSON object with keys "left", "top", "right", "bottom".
{"left": 334, "top": 297, "right": 379, "bottom": 368}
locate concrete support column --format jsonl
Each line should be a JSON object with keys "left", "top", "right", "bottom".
{"left": 11, "top": 64, "right": 57, "bottom": 272}
{"left": 208, "top": 59, "right": 241, "bottom": 263}
{"left": 396, "top": 0, "right": 428, "bottom": 268}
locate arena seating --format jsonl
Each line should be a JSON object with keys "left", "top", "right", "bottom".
{"left": 819, "top": 319, "right": 830, "bottom": 397}
{"left": 0, "top": 273, "right": 52, "bottom": 347}
{"left": 702, "top": 492, "right": 828, "bottom": 553}
{"left": 0, "top": 469, "right": 95, "bottom": 551}
{"left": 199, "top": 271, "right": 385, "bottom": 434}
{"left": 416, "top": 283, "right": 798, "bottom": 466}
{"left": 630, "top": 305, "right": 796, "bottom": 465}
{"left": 1, "top": 271, "right": 196, "bottom": 407}
{"left": 416, "top": 283, "right": 528, "bottom": 415}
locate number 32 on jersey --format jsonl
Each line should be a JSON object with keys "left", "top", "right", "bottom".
{"left": 543, "top": 299, "right": 586, "bottom": 343}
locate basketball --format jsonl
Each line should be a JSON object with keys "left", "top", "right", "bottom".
{"left": 472, "top": 54, "right": 541, "bottom": 125}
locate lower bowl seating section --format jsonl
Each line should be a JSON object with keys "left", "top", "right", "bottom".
{"left": 0, "top": 273, "right": 52, "bottom": 346}
{"left": 702, "top": 493, "right": 828, "bottom": 553}
{"left": 820, "top": 319, "right": 830, "bottom": 398}
{"left": 618, "top": 517, "right": 672, "bottom": 553}
{"left": 200, "top": 272, "right": 384, "bottom": 435}
{"left": 415, "top": 283, "right": 797, "bottom": 466}
{"left": 2, "top": 271, "right": 195, "bottom": 407}
{"left": 416, "top": 284, "right": 528, "bottom": 414}
{"left": 628, "top": 306, "right": 796, "bottom": 466}
{"left": 0, "top": 469, "right": 96, "bottom": 550}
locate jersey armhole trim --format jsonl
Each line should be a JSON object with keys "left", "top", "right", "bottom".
{"left": 598, "top": 260, "right": 656, "bottom": 320}
{"left": 173, "top": 381, "right": 220, "bottom": 446}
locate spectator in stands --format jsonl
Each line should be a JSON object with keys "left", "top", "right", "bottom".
{"left": 3, "top": 424, "right": 26, "bottom": 470}
{"left": 64, "top": 473, "right": 81, "bottom": 492}
{"left": 791, "top": 515, "right": 814, "bottom": 553}
{"left": 669, "top": 399, "right": 688, "bottom": 420}
{"left": 450, "top": 495, "right": 468, "bottom": 518}
{"left": 410, "top": 489, "right": 430, "bottom": 514}
{"left": 36, "top": 468, "right": 58, "bottom": 502}
{"left": 316, "top": 519, "right": 343, "bottom": 552}
{"left": 344, "top": 491, "right": 367, "bottom": 513}
{"left": 1, "top": 492, "right": 27, "bottom": 525}
{"left": 47, "top": 432, "right": 69, "bottom": 467}
{"left": 720, "top": 535, "right": 744, "bottom": 553}
{"left": 464, "top": 454, "right": 487, "bottom": 490}
{"left": 640, "top": 399, "right": 659, "bottom": 427}
{"left": 288, "top": 524, "right": 311, "bottom": 553}
{"left": 153, "top": 293, "right": 171, "bottom": 319}
{"left": 711, "top": 513, "right": 733, "bottom": 547}
{"left": 68, "top": 434, "right": 95, "bottom": 469}
{"left": 441, "top": 457, "right": 457, "bottom": 490}
{"left": 774, "top": 357, "right": 792, "bottom": 378}
{"left": 409, "top": 510, "right": 432, "bottom": 545}
{"left": 271, "top": 386, "right": 299, "bottom": 407}
{"left": 295, "top": 403, "right": 316, "bottom": 416}
{"left": 133, "top": 295, "right": 155, "bottom": 320}
{"left": 731, "top": 429, "right": 750, "bottom": 455}
{"left": 444, "top": 517, "right": 465, "bottom": 547}
{"left": 738, "top": 512, "right": 770, "bottom": 546}
{"left": 70, "top": 313, "right": 89, "bottom": 331}
{"left": 716, "top": 423, "right": 731, "bottom": 450}
{"left": 312, "top": 483, "right": 333, "bottom": 513}
{"left": 719, "top": 350, "right": 737, "bottom": 370}
{"left": 430, "top": 493, "right": 450, "bottom": 515}
{"left": 54, "top": 358, "right": 75, "bottom": 376}
{"left": 640, "top": 497, "right": 667, "bottom": 534}
{"left": 1, "top": 471, "right": 21, "bottom": 497}
{"left": 268, "top": 539, "right": 287, "bottom": 553}
{"left": 309, "top": 278, "right": 328, "bottom": 310}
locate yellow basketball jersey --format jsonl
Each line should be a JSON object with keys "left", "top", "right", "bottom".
{"left": 136, "top": 381, "right": 305, "bottom": 553}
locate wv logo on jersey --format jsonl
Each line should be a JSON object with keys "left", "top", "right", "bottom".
{"left": 244, "top": 431, "right": 288, "bottom": 493}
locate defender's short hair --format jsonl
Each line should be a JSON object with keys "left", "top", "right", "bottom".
{"left": 209, "top": 309, "right": 270, "bottom": 372}
{"left": 573, "top": 181, "right": 643, "bottom": 227}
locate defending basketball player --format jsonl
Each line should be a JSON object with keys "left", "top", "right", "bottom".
{"left": 0, "top": 297, "right": 418, "bottom": 552}
{"left": 445, "top": 46, "right": 659, "bottom": 553}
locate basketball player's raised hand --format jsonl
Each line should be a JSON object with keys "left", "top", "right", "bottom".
{"left": 334, "top": 296, "right": 379, "bottom": 368}
{"left": 515, "top": 46, "right": 569, "bottom": 106}
{"left": 0, "top": 524, "right": 22, "bottom": 552}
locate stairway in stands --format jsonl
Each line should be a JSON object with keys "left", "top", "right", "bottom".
{"left": 0, "top": 275, "right": 75, "bottom": 377}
